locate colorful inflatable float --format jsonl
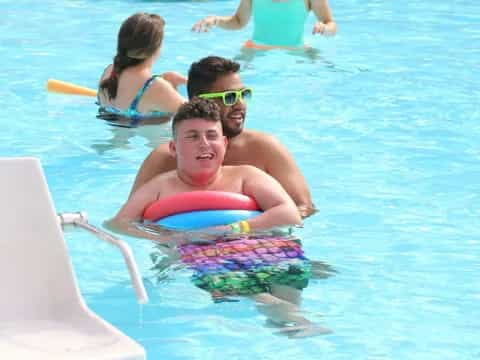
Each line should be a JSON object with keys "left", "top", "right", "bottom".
{"left": 145, "top": 191, "right": 311, "bottom": 299}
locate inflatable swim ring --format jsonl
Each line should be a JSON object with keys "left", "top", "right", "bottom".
{"left": 143, "top": 191, "right": 261, "bottom": 231}
{"left": 156, "top": 209, "right": 261, "bottom": 230}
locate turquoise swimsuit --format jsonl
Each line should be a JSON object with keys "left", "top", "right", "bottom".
{"left": 97, "top": 75, "right": 171, "bottom": 128}
{"left": 251, "top": 0, "right": 308, "bottom": 48}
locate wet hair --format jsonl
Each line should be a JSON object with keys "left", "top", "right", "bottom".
{"left": 172, "top": 98, "right": 222, "bottom": 137}
{"left": 187, "top": 56, "right": 240, "bottom": 98}
{"left": 100, "top": 13, "right": 165, "bottom": 100}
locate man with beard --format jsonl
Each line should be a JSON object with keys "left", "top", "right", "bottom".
{"left": 109, "top": 99, "right": 328, "bottom": 337}
{"left": 110, "top": 98, "right": 301, "bottom": 234}
{"left": 129, "top": 56, "right": 315, "bottom": 217}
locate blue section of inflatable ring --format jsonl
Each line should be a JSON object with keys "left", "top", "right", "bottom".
{"left": 156, "top": 209, "right": 261, "bottom": 230}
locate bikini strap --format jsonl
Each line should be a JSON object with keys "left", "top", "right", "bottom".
{"left": 127, "top": 75, "right": 161, "bottom": 127}
{"left": 128, "top": 75, "right": 161, "bottom": 113}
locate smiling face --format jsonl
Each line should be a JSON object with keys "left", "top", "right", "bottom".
{"left": 207, "top": 72, "right": 247, "bottom": 139}
{"left": 170, "top": 118, "right": 227, "bottom": 185}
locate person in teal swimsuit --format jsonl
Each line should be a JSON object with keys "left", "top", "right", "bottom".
{"left": 98, "top": 13, "right": 186, "bottom": 128}
{"left": 192, "top": 0, "right": 337, "bottom": 49}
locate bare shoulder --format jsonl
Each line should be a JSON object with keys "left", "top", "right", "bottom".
{"left": 149, "top": 76, "right": 178, "bottom": 94}
{"left": 143, "top": 76, "right": 175, "bottom": 100}
{"left": 235, "top": 163, "right": 262, "bottom": 172}
{"left": 146, "top": 143, "right": 170, "bottom": 161}
{"left": 243, "top": 130, "right": 302, "bottom": 178}
{"left": 236, "top": 165, "right": 275, "bottom": 184}
{"left": 224, "top": 164, "right": 264, "bottom": 177}
{"left": 130, "top": 142, "right": 176, "bottom": 196}
{"left": 150, "top": 168, "right": 177, "bottom": 185}
{"left": 152, "top": 142, "right": 170, "bottom": 154}
{"left": 146, "top": 76, "right": 185, "bottom": 112}
{"left": 98, "top": 64, "right": 113, "bottom": 102}
{"left": 135, "top": 168, "right": 175, "bottom": 200}
{"left": 99, "top": 64, "right": 113, "bottom": 82}
{"left": 243, "top": 129, "right": 289, "bottom": 154}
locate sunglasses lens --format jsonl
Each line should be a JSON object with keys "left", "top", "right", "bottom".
{"left": 223, "top": 92, "right": 237, "bottom": 105}
{"left": 241, "top": 89, "right": 252, "bottom": 101}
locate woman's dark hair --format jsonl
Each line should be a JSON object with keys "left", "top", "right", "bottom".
{"left": 100, "top": 13, "right": 165, "bottom": 100}
{"left": 187, "top": 56, "right": 240, "bottom": 98}
{"left": 172, "top": 98, "right": 221, "bottom": 137}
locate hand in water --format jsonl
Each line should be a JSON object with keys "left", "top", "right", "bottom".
{"left": 312, "top": 22, "right": 334, "bottom": 36}
{"left": 191, "top": 16, "right": 218, "bottom": 32}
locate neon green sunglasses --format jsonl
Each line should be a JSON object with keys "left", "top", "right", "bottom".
{"left": 198, "top": 88, "right": 253, "bottom": 106}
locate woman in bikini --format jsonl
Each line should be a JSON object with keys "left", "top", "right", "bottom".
{"left": 97, "top": 12, "right": 186, "bottom": 128}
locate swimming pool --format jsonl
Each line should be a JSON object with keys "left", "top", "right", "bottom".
{"left": 2, "top": 0, "right": 479, "bottom": 358}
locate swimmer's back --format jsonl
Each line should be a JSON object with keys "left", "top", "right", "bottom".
{"left": 98, "top": 65, "right": 178, "bottom": 116}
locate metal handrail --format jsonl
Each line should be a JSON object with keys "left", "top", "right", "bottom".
{"left": 58, "top": 212, "right": 148, "bottom": 304}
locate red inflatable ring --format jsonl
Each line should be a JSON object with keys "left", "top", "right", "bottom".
{"left": 143, "top": 191, "right": 260, "bottom": 222}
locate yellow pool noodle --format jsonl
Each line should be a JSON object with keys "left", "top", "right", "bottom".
{"left": 47, "top": 79, "right": 97, "bottom": 97}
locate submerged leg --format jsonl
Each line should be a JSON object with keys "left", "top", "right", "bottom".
{"left": 252, "top": 290, "right": 332, "bottom": 338}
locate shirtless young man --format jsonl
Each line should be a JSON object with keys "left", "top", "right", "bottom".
{"left": 110, "top": 99, "right": 330, "bottom": 336}
{"left": 109, "top": 98, "right": 301, "bottom": 235}
{"left": 130, "top": 56, "right": 315, "bottom": 217}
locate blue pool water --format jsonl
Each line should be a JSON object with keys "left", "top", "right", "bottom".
{"left": 2, "top": 0, "right": 479, "bottom": 358}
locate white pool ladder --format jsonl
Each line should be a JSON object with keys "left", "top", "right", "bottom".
{"left": 58, "top": 211, "right": 148, "bottom": 305}
{"left": 0, "top": 157, "right": 146, "bottom": 359}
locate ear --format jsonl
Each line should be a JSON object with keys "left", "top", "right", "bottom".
{"left": 223, "top": 136, "right": 228, "bottom": 148}
{"left": 168, "top": 140, "right": 177, "bottom": 158}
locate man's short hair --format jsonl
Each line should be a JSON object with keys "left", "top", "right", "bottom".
{"left": 187, "top": 56, "right": 240, "bottom": 98}
{"left": 172, "top": 98, "right": 222, "bottom": 137}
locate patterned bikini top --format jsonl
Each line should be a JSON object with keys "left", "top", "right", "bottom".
{"left": 97, "top": 75, "right": 172, "bottom": 127}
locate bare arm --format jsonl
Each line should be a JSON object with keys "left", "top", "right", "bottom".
{"left": 129, "top": 143, "right": 176, "bottom": 198}
{"left": 259, "top": 134, "right": 316, "bottom": 218}
{"left": 105, "top": 177, "right": 162, "bottom": 239}
{"left": 147, "top": 77, "right": 186, "bottom": 113}
{"left": 161, "top": 71, "right": 187, "bottom": 90}
{"left": 241, "top": 166, "right": 302, "bottom": 230}
{"left": 97, "top": 64, "right": 113, "bottom": 103}
{"left": 107, "top": 175, "right": 204, "bottom": 244}
{"left": 97, "top": 64, "right": 112, "bottom": 87}
{"left": 192, "top": 0, "right": 252, "bottom": 32}
{"left": 310, "top": 0, "right": 337, "bottom": 36}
